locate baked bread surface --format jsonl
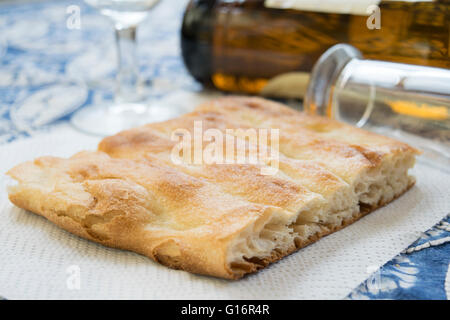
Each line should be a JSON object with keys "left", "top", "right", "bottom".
{"left": 7, "top": 97, "right": 419, "bottom": 279}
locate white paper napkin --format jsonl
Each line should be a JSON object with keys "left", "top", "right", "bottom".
{"left": 1, "top": 121, "right": 449, "bottom": 300}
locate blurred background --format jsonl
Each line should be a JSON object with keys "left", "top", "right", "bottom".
{"left": 0, "top": 0, "right": 201, "bottom": 140}
{"left": 0, "top": 0, "right": 449, "bottom": 144}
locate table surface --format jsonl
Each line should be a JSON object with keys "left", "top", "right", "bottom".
{"left": 0, "top": 0, "right": 449, "bottom": 300}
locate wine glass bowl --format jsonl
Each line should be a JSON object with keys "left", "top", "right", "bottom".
{"left": 85, "top": 0, "right": 160, "bottom": 27}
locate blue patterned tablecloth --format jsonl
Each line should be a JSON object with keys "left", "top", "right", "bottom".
{"left": 348, "top": 214, "right": 450, "bottom": 299}
{"left": 0, "top": 0, "right": 448, "bottom": 300}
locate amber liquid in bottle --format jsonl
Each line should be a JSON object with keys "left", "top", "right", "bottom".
{"left": 181, "top": 0, "right": 450, "bottom": 98}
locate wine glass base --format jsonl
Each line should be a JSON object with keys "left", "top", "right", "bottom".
{"left": 71, "top": 102, "right": 183, "bottom": 136}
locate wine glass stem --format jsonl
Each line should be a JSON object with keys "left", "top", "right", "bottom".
{"left": 114, "top": 24, "right": 141, "bottom": 105}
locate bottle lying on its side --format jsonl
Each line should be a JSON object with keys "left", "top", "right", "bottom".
{"left": 181, "top": 0, "right": 450, "bottom": 99}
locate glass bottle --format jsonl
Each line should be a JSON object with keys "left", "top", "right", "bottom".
{"left": 181, "top": 0, "right": 450, "bottom": 99}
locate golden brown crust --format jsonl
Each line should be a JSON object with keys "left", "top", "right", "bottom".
{"left": 7, "top": 96, "right": 419, "bottom": 279}
{"left": 7, "top": 152, "right": 279, "bottom": 279}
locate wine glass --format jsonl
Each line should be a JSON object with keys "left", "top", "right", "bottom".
{"left": 71, "top": 0, "right": 181, "bottom": 136}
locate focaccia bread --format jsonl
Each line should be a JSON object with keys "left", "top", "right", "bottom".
{"left": 7, "top": 97, "right": 419, "bottom": 279}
